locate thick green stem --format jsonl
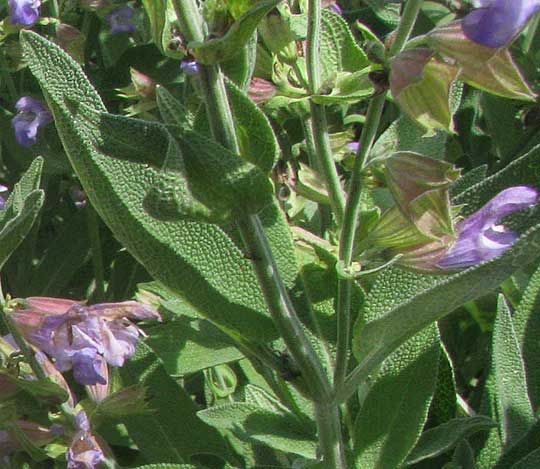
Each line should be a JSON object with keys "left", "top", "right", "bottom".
{"left": 315, "top": 401, "right": 348, "bottom": 467}
{"left": 334, "top": 0, "right": 424, "bottom": 391}
{"left": 172, "top": 0, "right": 347, "bottom": 464}
{"left": 237, "top": 217, "right": 330, "bottom": 398}
{"left": 306, "top": 0, "right": 346, "bottom": 224}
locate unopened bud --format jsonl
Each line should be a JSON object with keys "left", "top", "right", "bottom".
{"left": 130, "top": 68, "right": 156, "bottom": 99}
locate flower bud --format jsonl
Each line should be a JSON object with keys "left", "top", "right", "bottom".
{"left": 129, "top": 68, "right": 156, "bottom": 99}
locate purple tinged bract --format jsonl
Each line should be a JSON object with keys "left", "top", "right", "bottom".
{"left": 438, "top": 186, "right": 538, "bottom": 269}
{"left": 9, "top": 0, "right": 41, "bottom": 26}
{"left": 12, "top": 97, "right": 53, "bottom": 147}
{"left": 462, "top": 0, "right": 540, "bottom": 48}
{"left": 106, "top": 5, "right": 136, "bottom": 34}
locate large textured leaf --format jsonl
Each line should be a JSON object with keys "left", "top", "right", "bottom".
{"left": 198, "top": 399, "right": 317, "bottom": 458}
{"left": 189, "top": 0, "right": 281, "bottom": 64}
{"left": 353, "top": 266, "right": 440, "bottom": 468}
{"left": 405, "top": 417, "right": 495, "bottom": 465}
{"left": 0, "top": 157, "right": 44, "bottom": 270}
{"left": 20, "top": 31, "right": 278, "bottom": 343}
{"left": 493, "top": 295, "right": 534, "bottom": 447}
{"left": 145, "top": 318, "right": 243, "bottom": 375}
{"left": 120, "top": 342, "right": 228, "bottom": 462}
{"left": 493, "top": 420, "right": 540, "bottom": 468}
{"left": 512, "top": 264, "right": 540, "bottom": 411}
{"left": 319, "top": 10, "right": 369, "bottom": 84}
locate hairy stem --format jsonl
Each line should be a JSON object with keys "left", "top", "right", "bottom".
{"left": 306, "top": 0, "right": 346, "bottom": 224}
{"left": 334, "top": 0, "right": 425, "bottom": 391}
{"left": 172, "top": 0, "right": 347, "bottom": 465}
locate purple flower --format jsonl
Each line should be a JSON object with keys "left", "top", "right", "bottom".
{"left": 0, "top": 185, "right": 8, "bottom": 210}
{"left": 106, "top": 5, "right": 136, "bottom": 34}
{"left": 328, "top": 2, "right": 342, "bottom": 15}
{"left": 11, "top": 298, "right": 161, "bottom": 385}
{"left": 11, "top": 97, "right": 53, "bottom": 147}
{"left": 66, "top": 411, "right": 105, "bottom": 469}
{"left": 438, "top": 186, "right": 538, "bottom": 269}
{"left": 347, "top": 141, "right": 360, "bottom": 153}
{"left": 9, "top": 0, "right": 41, "bottom": 25}
{"left": 462, "top": 0, "right": 540, "bottom": 48}
{"left": 180, "top": 59, "right": 200, "bottom": 76}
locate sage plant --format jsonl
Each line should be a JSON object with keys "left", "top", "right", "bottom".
{"left": 1, "top": 0, "right": 540, "bottom": 467}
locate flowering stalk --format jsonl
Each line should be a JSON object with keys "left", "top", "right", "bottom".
{"left": 171, "top": 0, "right": 345, "bottom": 465}
{"left": 334, "top": 0, "right": 424, "bottom": 391}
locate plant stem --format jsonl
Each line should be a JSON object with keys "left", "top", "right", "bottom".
{"left": 237, "top": 217, "right": 330, "bottom": 397}
{"left": 87, "top": 205, "right": 105, "bottom": 302}
{"left": 334, "top": 0, "right": 424, "bottom": 391}
{"left": 306, "top": 0, "right": 346, "bottom": 224}
{"left": 173, "top": 0, "right": 347, "bottom": 464}
{"left": 315, "top": 401, "right": 348, "bottom": 467}
{"left": 237, "top": 216, "right": 347, "bottom": 468}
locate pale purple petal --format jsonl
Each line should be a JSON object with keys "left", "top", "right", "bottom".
{"left": 180, "top": 59, "right": 200, "bottom": 75}
{"left": 12, "top": 97, "right": 53, "bottom": 147}
{"left": 9, "top": 0, "right": 40, "bottom": 25}
{"left": 67, "top": 411, "right": 105, "bottom": 469}
{"left": 438, "top": 186, "right": 538, "bottom": 269}
{"left": 71, "top": 349, "right": 107, "bottom": 386}
{"left": 462, "top": 0, "right": 540, "bottom": 48}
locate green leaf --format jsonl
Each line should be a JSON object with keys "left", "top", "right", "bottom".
{"left": 353, "top": 321, "right": 440, "bottom": 468}
{"left": 363, "top": 0, "right": 400, "bottom": 26}
{"left": 352, "top": 220, "right": 540, "bottom": 394}
{"left": 319, "top": 10, "right": 369, "bottom": 84}
{"left": 371, "top": 115, "right": 448, "bottom": 161}
{"left": 0, "top": 373, "right": 69, "bottom": 405}
{"left": 20, "top": 30, "right": 278, "bottom": 343}
{"left": 221, "top": 31, "right": 257, "bottom": 89}
{"left": 493, "top": 420, "right": 540, "bottom": 468}
{"left": 493, "top": 295, "right": 534, "bottom": 447}
{"left": 404, "top": 417, "right": 495, "bottom": 465}
{"left": 189, "top": 0, "right": 281, "bottom": 64}
{"left": 312, "top": 69, "right": 374, "bottom": 105}
{"left": 198, "top": 400, "right": 317, "bottom": 458}
{"left": 225, "top": 79, "right": 278, "bottom": 174}
{"left": 428, "top": 348, "right": 458, "bottom": 427}
{"left": 175, "top": 128, "right": 274, "bottom": 219}
{"left": 119, "top": 342, "right": 229, "bottom": 463}
{"left": 145, "top": 318, "right": 243, "bottom": 375}
{"left": 512, "top": 264, "right": 540, "bottom": 411}
{"left": 0, "top": 157, "right": 44, "bottom": 270}
{"left": 142, "top": 0, "right": 166, "bottom": 52}
{"left": 512, "top": 448, "right": 540, "bottom": 469}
